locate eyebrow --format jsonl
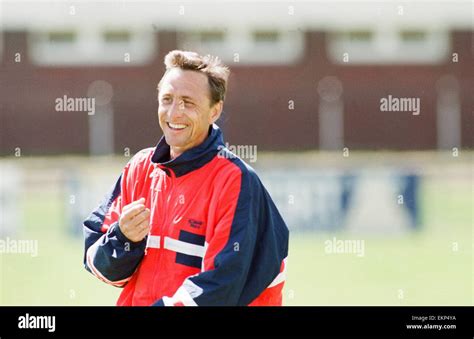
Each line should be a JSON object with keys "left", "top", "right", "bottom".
{"left": 181, "top": 96, "right": 195, "bottom": 101}
{"left": 159, "top": 93, "right": 196, "bottom": 101}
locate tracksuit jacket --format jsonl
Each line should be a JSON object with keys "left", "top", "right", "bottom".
{"left": 83, "top": 124, "right": 289, "bottom": 306}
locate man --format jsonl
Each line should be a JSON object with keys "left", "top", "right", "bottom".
{"left": 83, "top": 50, "right": 289, "bottom": 306}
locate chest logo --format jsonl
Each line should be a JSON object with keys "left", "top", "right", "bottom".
{"left": 188, "top": 219, "right": 203, "bottom": 229}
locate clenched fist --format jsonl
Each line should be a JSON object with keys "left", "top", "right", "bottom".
{"left": 119, "top": 197, "right": 151, "bottom": 243}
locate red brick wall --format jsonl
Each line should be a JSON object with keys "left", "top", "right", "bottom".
{"left": 1, "top": 30, "right": 472, "bottom": 155}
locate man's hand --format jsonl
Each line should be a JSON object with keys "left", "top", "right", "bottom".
{"left": 119, "top": 197, "right": 151, "bottom": 243}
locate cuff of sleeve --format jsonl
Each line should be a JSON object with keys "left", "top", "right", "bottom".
{"left": 112, "top": 222, "right": 146, "bottom": 248}
{"left": 152, "top": 299, "right": 165, "bottom": 306}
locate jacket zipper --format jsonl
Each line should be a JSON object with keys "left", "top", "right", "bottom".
{"left": 151, "top": 166, "right": 176, "bottom": 302}
{"left": 160, "top": 167, "right": 176, "bottom": 249}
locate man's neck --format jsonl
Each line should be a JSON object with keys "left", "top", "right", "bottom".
{"left": 169, "top": 128, "right": 211, "bottom": 160}
{"left": 170, "top": 148, "right": 182, "bottom": 160}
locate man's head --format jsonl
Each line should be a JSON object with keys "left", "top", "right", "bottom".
{"left": 157, "top": 50, "right": 230, "bottom": 159}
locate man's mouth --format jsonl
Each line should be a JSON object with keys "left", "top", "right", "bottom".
{"left": 167, "top": 122, "right": 187, "bottom": 131}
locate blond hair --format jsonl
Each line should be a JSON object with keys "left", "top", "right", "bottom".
{"left": 159, "top": 50, "right": 230, "bottom": 105}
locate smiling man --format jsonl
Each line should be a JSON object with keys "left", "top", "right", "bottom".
{"left": 83, "top": 50, "right": 289, "bottom": 306}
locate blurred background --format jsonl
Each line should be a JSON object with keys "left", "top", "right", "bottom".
{"left": 0, "top": 0, "right": 472, "bottom": 305}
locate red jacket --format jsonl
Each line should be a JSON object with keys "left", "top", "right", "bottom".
{"left": 83, "top": 124, "right": 289, "bottom": 306}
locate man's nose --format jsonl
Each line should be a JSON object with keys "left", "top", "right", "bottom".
{"left": 167, "top": 100, "right": 185, "bottom": 120}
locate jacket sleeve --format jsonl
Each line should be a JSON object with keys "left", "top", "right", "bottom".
{"left": 83, "top": 161, "right": 147, "bottom": 288}
{"left": 152, "top": 164, "right": 289, "bottom": 306}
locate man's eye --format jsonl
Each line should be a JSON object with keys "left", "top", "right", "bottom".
{"left": 161, "top": 97, "right": 171, "bottom": 104}
{"left": 184, "top": 101, "right": 194, "bottom": 107}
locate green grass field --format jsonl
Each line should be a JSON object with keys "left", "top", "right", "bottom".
{"left": 1, "top": 155, "right": 472, "bottom": 306}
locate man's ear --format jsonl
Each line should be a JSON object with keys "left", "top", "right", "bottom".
{"left": 209, "top": 101, "right": 224, "bottom": 124}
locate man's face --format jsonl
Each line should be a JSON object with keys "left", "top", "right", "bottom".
{"left": 157, "top": 68, "right": 222, "bottom": 157}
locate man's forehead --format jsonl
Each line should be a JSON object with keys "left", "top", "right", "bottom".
{"left": 159, "top": 68, "right": 209, "bottom": 95}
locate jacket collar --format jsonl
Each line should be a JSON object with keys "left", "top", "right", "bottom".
{"left": 151, "top": 123, "right": 224, "bottom": 177}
